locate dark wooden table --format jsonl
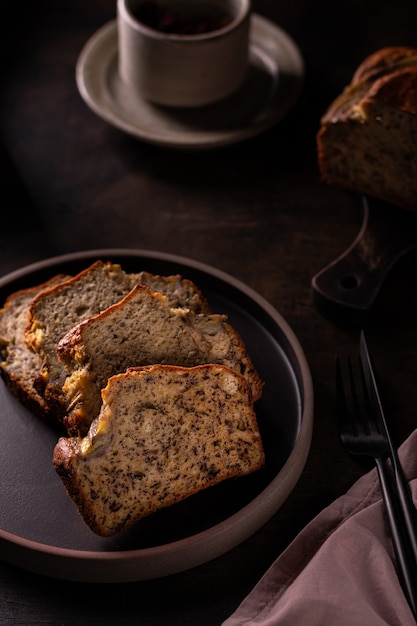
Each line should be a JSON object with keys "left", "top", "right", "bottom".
{"left": 1, "top": 1, "right": 417, "bottom": 623}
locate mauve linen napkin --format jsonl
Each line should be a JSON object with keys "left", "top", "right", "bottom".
{"left": 223, "top": 429, "right": 417, "bottom": 626}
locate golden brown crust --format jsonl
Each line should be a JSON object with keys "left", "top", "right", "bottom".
{"left": 320, "top": 47, "right": 417, "bottom": 125}
{"left": 352, "top": 46, "right": 417, "bottom": 84}
{"left": 368, "top": 67, "right": 417, "bottom": 113}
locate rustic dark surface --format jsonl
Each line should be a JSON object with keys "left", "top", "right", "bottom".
{"left": 1, "top": 0, "right": 417, "bottom": 623}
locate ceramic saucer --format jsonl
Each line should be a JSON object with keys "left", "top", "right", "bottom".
{"left": 76, "top": 15, "right": 304, "bottom": 149}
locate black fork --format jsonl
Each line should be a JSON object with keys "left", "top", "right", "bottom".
{"left": 336, "top": 353, "right": 417, "bottom": 619}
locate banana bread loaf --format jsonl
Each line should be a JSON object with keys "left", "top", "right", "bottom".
{"left": 317, "top": 46, "right": 417, "bottom": 211}
{"left": 53, "top": 364, "right": 265, "bottom": 537}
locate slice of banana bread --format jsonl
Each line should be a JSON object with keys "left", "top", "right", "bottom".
{"left": 53, "top": 364, "right": 265, "bottom": 537}
{"left": 317, "top": 47, "right": 417, "bottom": 211}
{"left": 0, "top": 275, "right": 70, "bottom": 421}
{"left": 57, "top": 284, "right": 263, "bottom": 436}
{"left": 25, "top": 260, "right": 211, "bottom": 422}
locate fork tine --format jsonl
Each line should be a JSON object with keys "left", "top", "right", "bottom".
{"left": 347, "top": 357, "right": 362, "bottom": 435}
{"left": 336, "top": 354, "right": 387, "bottom": 456}
{"left": 336, "top": 357, "right": 359, "bottom": 434}
{"left": 350, "top": 354, "right": 382, "bottom": 438}
{"left": 357, "top": 354, "right": 385, "bottom": 439}
{"left": 336, "top": 356, "right": 351, "bottom": 434}
{"left": 347, "top": 357, "right": 369, "bottom": 435}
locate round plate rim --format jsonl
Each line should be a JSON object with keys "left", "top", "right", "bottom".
{"left": 0, "top": 249, "right": 313, "bottom": 582}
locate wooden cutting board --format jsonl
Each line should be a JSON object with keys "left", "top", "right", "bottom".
{"left": 312, "top": 196, "right": 417, "bottom": 326}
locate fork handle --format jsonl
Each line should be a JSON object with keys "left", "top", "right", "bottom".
{"left": 376, "top": 457, "right": 417, "bottom": 618}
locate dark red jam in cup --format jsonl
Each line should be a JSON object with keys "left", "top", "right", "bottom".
{"left": 135, "top": 2, "right": 232, "bottom": 35}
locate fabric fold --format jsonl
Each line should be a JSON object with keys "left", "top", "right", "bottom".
{"left": 223, "top": 429, "right": 417, "bottom": 626}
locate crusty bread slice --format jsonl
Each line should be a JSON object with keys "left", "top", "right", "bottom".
{"left": 53, "top": 364, "right": 265, "bottom": 537}
{"left": 317, "top": 47, "right": 417, "bottom": 211}
{"left": 25, "top": 261, "right": 211, "bottom": 422}
{"left": 57, "top": 284, "right": 263, "bottom": 436}
{"left": 0, "top": 275, "right": 70, "bottom": 421}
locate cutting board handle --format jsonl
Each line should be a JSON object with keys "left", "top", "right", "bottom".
{"left": 312, "top": 197, "right": 417, "bottom": 325}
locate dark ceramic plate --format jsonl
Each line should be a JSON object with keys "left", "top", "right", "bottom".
{"left": 0, "top": 249, "right": 313, "bottom": 582}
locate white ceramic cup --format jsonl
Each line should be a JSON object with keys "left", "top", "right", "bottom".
{"left": 117, "top": 0, "right": 251, "bottom": 107}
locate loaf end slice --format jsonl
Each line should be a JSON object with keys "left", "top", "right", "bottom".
{"left": 0, "top": 275, "right": 70, "bottom": 422}
{"left": 317, "top": 47, "right": 417, "bottom": 211}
